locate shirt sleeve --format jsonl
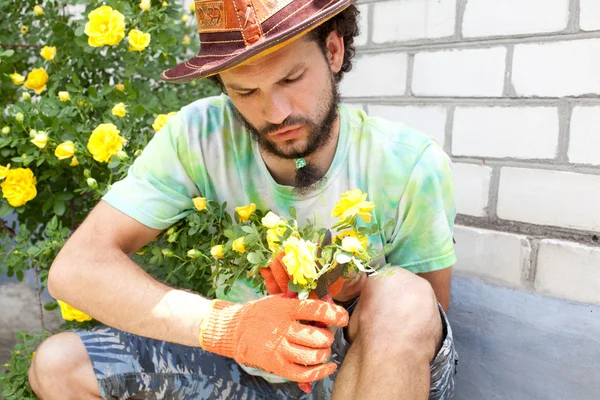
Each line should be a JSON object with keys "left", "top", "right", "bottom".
{"left": 386, "top": 142, "right": 457, "bottom": 273}
{"left": 102, "top": 114, "right": 201, "bottom": 230}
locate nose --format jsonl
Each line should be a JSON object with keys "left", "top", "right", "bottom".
{"left": 261, "top": 90, "right": 292, "bottom": 125}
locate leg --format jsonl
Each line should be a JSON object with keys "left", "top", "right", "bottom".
{"left": 29, "top": 332, "right": 101, "bottom": 400}
{"left": 332, "top": 268, "right": 445, "bottom": 400}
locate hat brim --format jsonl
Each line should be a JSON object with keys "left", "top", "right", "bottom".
{"left": 160, "top": 0, "right": 353, "bottom": 83}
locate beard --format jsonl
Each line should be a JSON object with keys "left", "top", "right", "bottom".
{"left": 231, "top": 73, "right": 340, "bottom": 195}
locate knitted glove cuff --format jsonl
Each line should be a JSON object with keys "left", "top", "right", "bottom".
{"left": 198, "top": 299, "right": 243, "bottom": 358}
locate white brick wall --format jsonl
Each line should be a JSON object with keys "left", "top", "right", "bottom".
{"left": 512, "top": 39, "right": 600, "bottom": 97}
{"left": 569, "top": 106, "right": 600, "bottom": 166}
{"left": 497, "top": 168, "right": 600, "bottom": 232}
{"left": 340, "top": 53, "right": 407, "bottom": 97}
{"left": 580, "top": 0, "right": 600, "bottom": 31}
{"left": 452, "top": 107, "right": 559, "bottom": 159}
{"left": 412, "top": 47, "right": 507, "bottom": 97}
{"left": 454, "top": 226, "right": 530, "bottom": 287}
{"left": 536, "top": 240, "right": 600, "bottom": 304}
{"left": 452, "top": 163, "right": 492, "bottom": 217}
{"left": 462, "top": 0, "right": 569, "bottom": 38}
{"left": 372, "top": 0, "right": 456, "bottom": 44}
{"left": 355, "top": 4, "right": 369, "bottom": 47}
{"left": 367, "top": 105, "right": 446, "bottom": 146}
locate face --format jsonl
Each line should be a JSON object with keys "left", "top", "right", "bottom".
{"left": 220, "top": 34, "right": 343, "bottom": 160}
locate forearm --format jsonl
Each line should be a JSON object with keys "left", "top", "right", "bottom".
{"left": 48, "top": 244, "right": 211, "bottom": 347}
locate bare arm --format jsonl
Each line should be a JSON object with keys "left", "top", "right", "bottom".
{"left": 48, "top": 200, "right": 211, "bottom": 347}
{"left": 418, "top": 267, "right": 452, "bottom": 312}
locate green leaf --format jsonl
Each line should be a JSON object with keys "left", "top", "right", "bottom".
{"left": 43, "top": 302, "right": 58, "bottom": 311}
{"left": 288, "top": 280, "right": 302, "bottom": 293}
{"left": 74, "top": 25, "right": 85, "bottom": 37}
{"left": 241, "top": 226, "right": 255, "bottom": 234}
{"left": 288, "top": 206, "right": 297, "bottom": 219}
{"left": 0, "top": 202, "right": 12, "bottom": 218}
{"left": 53, "top": 200, "right": 66, "bottom": 216}
{"left": 335, "top": 253, "right": 352, "bottom": 264}
{"left": 246, "top": 251, "right": 263, "bottom": 265}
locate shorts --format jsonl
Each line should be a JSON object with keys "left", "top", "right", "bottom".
{"left": 74, "top": 299, "right": 458, "bottom": 399}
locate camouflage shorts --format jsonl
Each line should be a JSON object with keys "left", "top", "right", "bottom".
{"left": 74, "top": 300, "right": 458, "bottom": 400}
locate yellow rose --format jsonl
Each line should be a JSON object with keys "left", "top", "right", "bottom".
{"left": 31, "top": 132, "right": 48, "bottom": 149}
{"left": 139, "top": 0, "right": 151, "bottom": 11}
{"left": 331, "top": 188, "right": 375, "bottom": 223}
{"left": 181, "top": 15, "right": 190, "bottom": 23}
{"left": 1, "top": 168, "right": 37, "bottom": 207}
{"left": 341, "top": 236, "right": 363, "bottom": 253}
{"left": 189, "top": 2, "right": 195, "bottom": 12}
{"left": 84, "top": 6, "right": 126, "bottom": 47}
{"left": 55, "top": 141, "right": 75, "bottom": 160}
{"left": 335, "top": 230, "right": 368, "bottom": 251}
{"left": 0, "top": 164, "right": 9, "bottom": 180}
{"left": 34, "top": 5, "right": 44, "bottom": 16}
{"left": 115, "top": 83, "right": 125, "bottom": 92}
{"left": 127, "top": 29, "right": 151, "bottom": 52}
{"left": 211, "top": 245, "right": 224, "bottom": 259}
{"left": 58, "top": 91, "right": 70, "bottom": 101}
{"left": 232, "top": 237, "right": 246, "bottom": 253}
{"left": 111, "top": 102, "right": 127, "bottom": 117}
{"left": 57, "top": 300, "right": 92, "bottom": 322}
{"left": 261, "top": 211, "right": 281, "bottom": 229}
{"left": 182, "top": 35, "right": 191, "bottom": 45}
{"left": 20, "top": 26, "right": 28, "bottom": 34}
{"left": 69, "top": 156, "right": 79, "bottom": 166}
{"left": 24, "top": 67, "right": 48, "bottom": 94}
{"left": 87, "top": 123, "right": 126, "bottom": 163}
{"left": 235, "top": 203, "right": 256, "bottom": 223}
{"left": 193, "top": 197, "right": 206, "bottom": 211}
{"left": 162, "top": 1, "right": 168, "bottom": 6}
{"left": 40, "top": 46, "right": 56, "bottom": 61}
{"left": 151, "top": 112, "right": 176, "bottom": 132}
{"left": 282, "top": 236, "right": 318, "bottom": 286}
{"left": 10, "top": 73, "right": 25, "bottom": 85}
{"left": 266, "top": 226, "right": 286, "bottom": 252}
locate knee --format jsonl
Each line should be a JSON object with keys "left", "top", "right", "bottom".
{"left": 357, "top": 272, "right": 441, "bottom": 359}
{"left": 29, "top": 332, "right": 92, "bottom": 397}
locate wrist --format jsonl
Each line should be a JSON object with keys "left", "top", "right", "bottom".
{"left": 198, "top": 299, "right": 242, "bottom": 357}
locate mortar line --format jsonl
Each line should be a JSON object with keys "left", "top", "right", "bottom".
{"left": 503, "top": 45, "right": 515, "bottom": 97}
{"left": 568, "top": 0, "right": 581, "bottom": 33}
{"left": 405, "top": 53, "right": 415, "bottom": 96}
{"left": 523, "top": 238, "right": 541, "bottom": 289}
{"left": 356, "top": 30, "right": 600, "bottom": 53}
{"left": 455, "top": 0, "right": 468, "bottom": 41}
{"left": 444, "top": 105, "right": 455, "bottom": 155}
{"left": 455, "top": 216, "right": 600, "bottom": 245}
{"left": 450, "top": 157, "right": 600, "bottom": 175}
{"left": 557, "top": 100, "right": 573, "bottom": 163}
{"left": 486, "top": 166, "right": 501, "bottom": 219}
{"left": 341, "top": 96, "right": 600, "bottom": 105}
{"left": 366, "top": 2, "right": 374, "bottom": 47}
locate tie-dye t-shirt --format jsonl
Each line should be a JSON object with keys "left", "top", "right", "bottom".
{"left": 102, "top": 94, "right": 456, "bottom": 380}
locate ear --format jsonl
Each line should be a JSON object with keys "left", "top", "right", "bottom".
{"left": 324, "top": 31, "right": 344, "bottom": 74}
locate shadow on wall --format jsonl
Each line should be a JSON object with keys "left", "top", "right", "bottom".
{"left": 450, "top": 276, "right": 600, "bottom": 400}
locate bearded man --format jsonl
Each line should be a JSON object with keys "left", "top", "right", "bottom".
{"left": 29, "top": 1, "right": 458, "bottom": 399}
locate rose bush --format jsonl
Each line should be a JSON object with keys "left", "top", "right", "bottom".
{"left": 0, "top": 0, "right": 219, "bottom": 398}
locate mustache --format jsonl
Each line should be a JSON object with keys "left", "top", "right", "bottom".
{"left": 259, "top": 116, "right": 312, "bottom": 136}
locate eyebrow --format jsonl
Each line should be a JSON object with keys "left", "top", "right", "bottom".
{"left": 225, "top": 62, "right": 307, "bottom": 92}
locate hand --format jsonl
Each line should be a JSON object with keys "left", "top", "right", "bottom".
{"left": 198, "top": 295, "right": 349, "bottom": 383}
{"left": 260, "top": 253, "right": 346, "bottom": 300}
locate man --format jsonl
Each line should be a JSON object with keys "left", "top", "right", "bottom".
{"left": 29, "top": 0, "right": 458, "bottom": 399}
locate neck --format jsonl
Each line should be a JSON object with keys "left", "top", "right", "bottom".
{"left": 260, "top": 112, "right": 341, "bottom": 187}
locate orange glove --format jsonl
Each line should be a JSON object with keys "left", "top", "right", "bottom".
{"left": 198, "top": 295, "right": 349, "bottom": 383}
{"left": 260, "top": 253, "right": 345, "bottom": 300}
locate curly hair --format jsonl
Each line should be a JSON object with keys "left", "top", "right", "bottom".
{"left": 207, "top": 5, "right": 360, "bottom": 91}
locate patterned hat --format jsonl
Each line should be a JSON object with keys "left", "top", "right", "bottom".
{"left": 160, "top": 0, "right": 353, "bottom": 83}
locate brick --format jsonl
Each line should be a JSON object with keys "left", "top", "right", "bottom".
{"left": 412, "top": 47, "right": 506, "bottom": 97}
{"left": 452, "top": 107, "right": 559, "bottom": 159}
{"left": 497, "top": 168, "right": 600, "bottom": 232}
{"left": 512, "top": 39, "right": 600, "bottom": 97}
{"left": 462, "top": 0, "right": 569, "bottom": 38}
{"left": 536, "top": 240, "right": 600, "bottom": 305}
{"left": 569, "top": 106, "right": 600, "bottom": 166}
{"left": 340, "top": 53, "right": 408, "bottom": 97}
{"left": 372, "top": 0, "right": 456, "bottom": 44}
{"left": 580, "top": 0, "right": 600, "bottom": 31}
{"left": 367, "top": 105, "right": 446, "bottom": 146}
{"left": 453, "top": 225, "right": 530, "bottom": 287}
{"left": 453, "top": 163, "right": 492, "bottom": 217}
{"left": 355, "top": 4, "right": 369, "bottom": 47}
